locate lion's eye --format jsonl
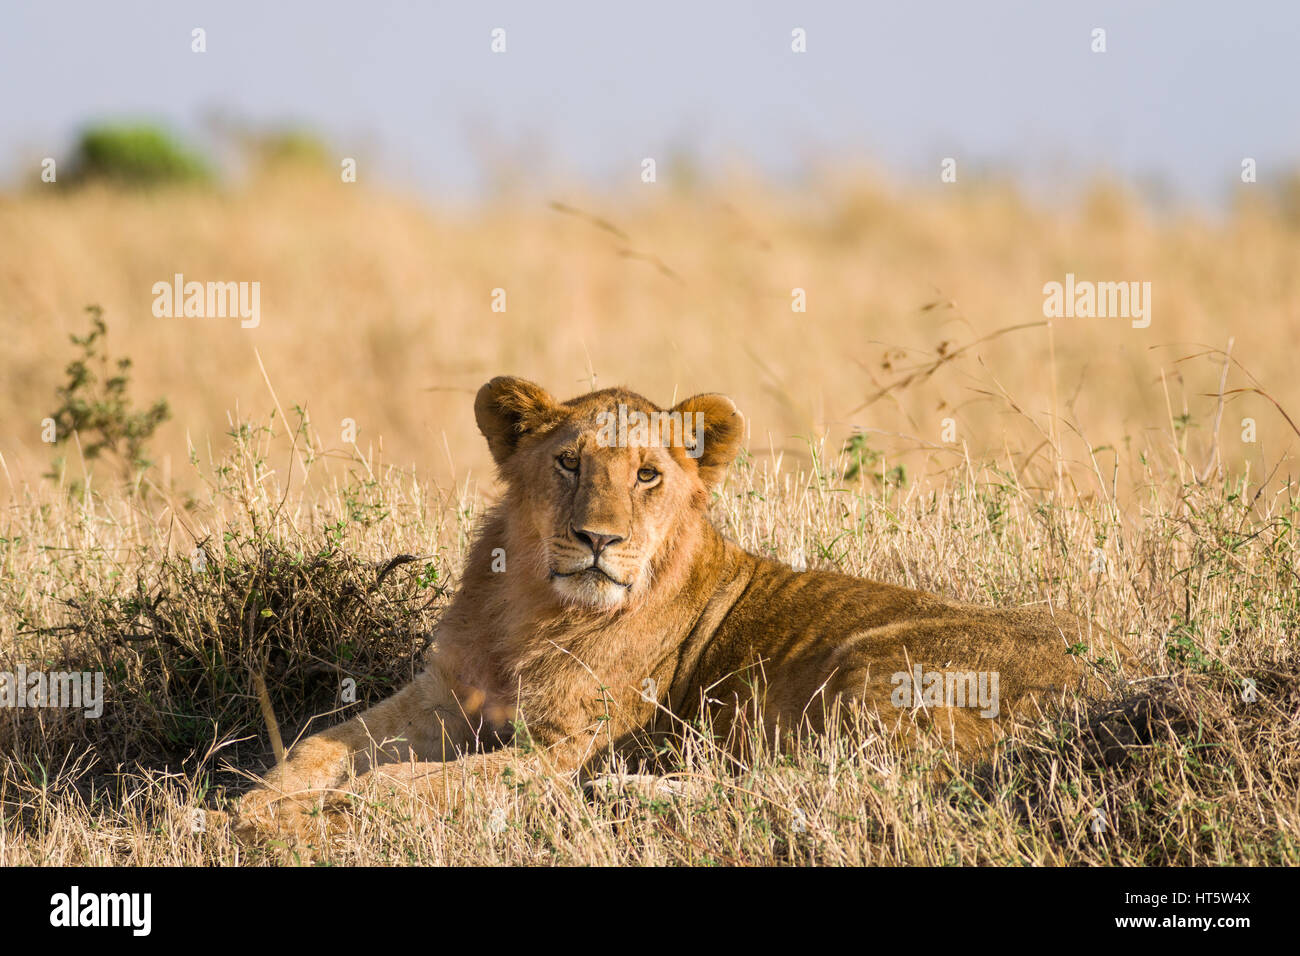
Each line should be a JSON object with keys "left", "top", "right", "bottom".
{"left": 557, "top": 452, "right": 579, "bottom": 472}
{"left": 637, "top": 467, "right": 659, "bottom": 483}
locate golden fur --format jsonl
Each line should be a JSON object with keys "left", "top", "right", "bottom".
{"left": 235, "top": 377, "right": 1131, "bottom": 837}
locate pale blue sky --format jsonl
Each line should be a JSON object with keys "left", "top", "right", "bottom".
{"left": 2, "top": 1, "right": 1296, "bottom": 204}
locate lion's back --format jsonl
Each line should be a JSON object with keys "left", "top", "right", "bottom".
{"left": 693, "top": 552, "right": 1132, "bottom": 745}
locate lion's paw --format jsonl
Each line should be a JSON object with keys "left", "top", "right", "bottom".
{"left": 232, "top": 786, "right": 346, "bottom": 845}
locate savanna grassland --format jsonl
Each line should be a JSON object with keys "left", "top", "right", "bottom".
{"left": 1, "top": 163, "right": 1298, "bottom": 865}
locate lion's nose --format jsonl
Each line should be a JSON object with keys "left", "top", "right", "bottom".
{"left": 572, "top": 527, "right": 624, "bottom": 556}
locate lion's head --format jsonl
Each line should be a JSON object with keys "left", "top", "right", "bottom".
{"left": 474, "top": 377, "right": 745, "bottom": 612}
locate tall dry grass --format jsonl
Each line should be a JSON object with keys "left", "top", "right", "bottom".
{"left": 0, "top": 406, "right": 1297, "bottom": 865}
{"left": 2, "top": 169, "right": 1297, "bottom": 496}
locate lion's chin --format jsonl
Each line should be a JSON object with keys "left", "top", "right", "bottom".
{"left": 550, "top": 568, "right": 631, "bottom": 611}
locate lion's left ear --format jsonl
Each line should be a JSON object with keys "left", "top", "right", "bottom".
{"left": 672, "top": 393, "right": 745, "bottom": 487}
{"left": 475, "top": 376, "right": 562, "bottom": 466}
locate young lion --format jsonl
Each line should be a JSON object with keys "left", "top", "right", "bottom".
{"left": 235, "top": 376, "right": 1131, "bottom": 837}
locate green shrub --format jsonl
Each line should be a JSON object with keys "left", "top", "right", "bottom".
{"left": 72, "top": 123, "right": 210, "bottom": 186}
{"left": 252, "top": 129, "right": 331, "bottom": 170}
{"left": 46, "top": 305, "right": 171, "bottom": 485}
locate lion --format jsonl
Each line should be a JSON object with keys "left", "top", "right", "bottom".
{"left": 234, "top": 376, "right": 1132, "bottom": 837}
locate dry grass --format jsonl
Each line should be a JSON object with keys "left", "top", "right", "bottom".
{"left": 1, "top": 171, "right": 1298, "bottom": 865}
{"left": 2, "top": 170, "right": 1298, "bottom": 493}
{"left": 1, "top": 417, "right": 1298, "bottom": 865}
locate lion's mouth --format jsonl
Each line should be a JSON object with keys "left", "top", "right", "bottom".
{"left": 550, "top": 564, "right": 632, "bottom": 590}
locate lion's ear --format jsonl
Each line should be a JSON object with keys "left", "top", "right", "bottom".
{"left": 475, "top": 377, "right": 561, "bottom": 466}
{"left": 672, "top": 393, "right": 745, "bottom": 487}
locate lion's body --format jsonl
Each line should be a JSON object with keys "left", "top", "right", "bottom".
{"left": 236, "top": 379, "right": 1131, "bottom": 836}
{"left": 428, "top": 507, "right": 1122, "bottom": 761}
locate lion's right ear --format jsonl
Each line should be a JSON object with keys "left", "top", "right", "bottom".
{"left": 474, "top": 376, "right": 562, "bottom": 466}
{"left": 672, "top": 392, "right": 745, "bottom": 488}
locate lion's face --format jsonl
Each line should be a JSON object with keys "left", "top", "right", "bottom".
{"left": 475, "top": 378, "right": 745, "bottom": 612}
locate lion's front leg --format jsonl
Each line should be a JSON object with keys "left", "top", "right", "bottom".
{"left": 234, "top": 663, "right": 485, "bottom": 842}
{"left": 358, "top": 750, "right": 524, "bottom": 816}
